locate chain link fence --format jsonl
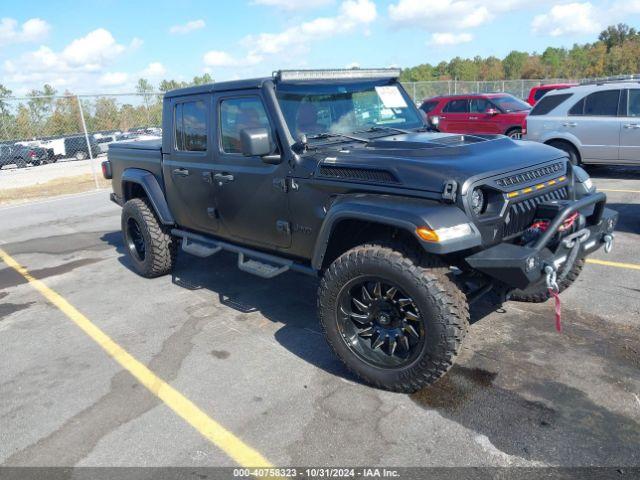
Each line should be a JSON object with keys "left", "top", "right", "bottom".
{"left": 0, "top": 93, "right": 163, "bottom": 199}
{"left": 401, "top": 79, "right": 577, "bottom": 103}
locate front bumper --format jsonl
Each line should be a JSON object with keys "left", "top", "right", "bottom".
{"left": 465, "top": 192, "right": 617, "bottom": 290}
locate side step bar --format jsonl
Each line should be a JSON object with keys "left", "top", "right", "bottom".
{"left": 171, "top": 228, "right": 317, "bottom": 278}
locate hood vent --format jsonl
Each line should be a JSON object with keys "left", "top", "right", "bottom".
{"left": 318, "top": 165, "right": 399, "bottom": 184}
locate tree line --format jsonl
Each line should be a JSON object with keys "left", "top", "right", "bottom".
{"left": 399, "top": 24, "right": 640, "bottom": 82}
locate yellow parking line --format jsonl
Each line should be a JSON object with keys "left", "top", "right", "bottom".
{"left": 586, "top": 258, "right": 640, "bottom": 271}
{"left": 598, "top": 188, "right": 640, "bottom": 194}
{"left": 0, "top": 247, "right": 273, "bottom": 468}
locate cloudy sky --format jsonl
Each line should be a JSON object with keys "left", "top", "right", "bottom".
{"left": 2, "top": 0, "right": 640, "bottom": 95}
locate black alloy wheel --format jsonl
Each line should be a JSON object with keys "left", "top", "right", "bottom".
{"left": 337, "top": 277, "right": 425, "bottom": 368}
{"left": 126, "top": 217, "right": 146, "bottom": 262}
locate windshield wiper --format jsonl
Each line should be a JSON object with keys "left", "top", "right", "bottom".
{"left": 353, "top": 126, "right": 412, "bottom": 135}
{"left": 307, "top": 132, "right": 368, "bottom": 143}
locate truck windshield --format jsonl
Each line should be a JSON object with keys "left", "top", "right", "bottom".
{"left": 276, "top": 80, "right": 423, "bottom": 140}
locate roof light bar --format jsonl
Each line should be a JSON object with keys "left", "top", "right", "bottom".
{"left": 580, "top": 74, "right": 640, "bottom": 85}
{"left": 275, "top": 68, "right": 401, "bottom": 82}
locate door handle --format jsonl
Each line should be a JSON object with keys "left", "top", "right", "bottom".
{"left": 469, "top": 116, "right": 479, "bottom": 120}
{"left": 562, "top": 122, "right": 577, "bottom": 127}
{"left": 172, "top": 168, "right": 190, "bottom": 177}
{"left": 623, "top": 123, "right": 640, "bottom": 129}
{"left": 214, "top": 173, "right": 234, "bottom": 183}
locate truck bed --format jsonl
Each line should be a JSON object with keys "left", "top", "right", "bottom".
{"left": 108, "top": 138, "right": 164, "bottom": 198}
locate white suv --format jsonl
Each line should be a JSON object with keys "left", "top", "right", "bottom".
{"left": 524, "top": 79, "right": 640, "bottom": 166}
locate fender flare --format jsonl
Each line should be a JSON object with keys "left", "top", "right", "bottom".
{"left": 121, "top": 168, "right": 175, "bottom": 225}
{"left": 310, "top": 194, "right": 482, "bottom": 270}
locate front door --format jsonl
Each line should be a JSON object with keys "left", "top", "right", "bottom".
{"left": 620, "top": 88, "right": 640, "bottom": 164}
{"left": 212, "top": 92, "right": 291, "bottom": 249}
{"left": 162, "top": 95, "right": 220, "bottom": 234}
{"left": 468, "top": 98, "right": 498, "bottom": 134}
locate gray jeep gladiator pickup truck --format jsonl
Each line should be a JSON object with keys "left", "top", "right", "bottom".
{"left": 103, "top": 68, "right": 617, "bottom": 392}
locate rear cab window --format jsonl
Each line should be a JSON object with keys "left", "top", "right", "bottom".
{"left": 530, "top": 93, "right": 573, "bottom": 116}
{"left": 174, "top": 100, "right": 208, "bottom": 151}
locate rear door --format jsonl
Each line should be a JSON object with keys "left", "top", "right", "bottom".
{"left": 468, "top": 97, "right": 498, "bottom": 133}
{"left": 566, "top": 89, "right": 621, "bottom": 163}
{"left": 439, "top": 99, "right": 470, "bottom": 133}
{"left": 162, "top": 95, "right": 220, "bottom": 233}
{"left": 619, "top": 88, "right": 640, "bottom": 164}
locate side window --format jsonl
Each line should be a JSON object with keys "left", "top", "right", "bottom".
{"left": 469, "top": 98, "right": 489, "bottom": 113}
{"left": 534, "top": 89, "right": 548, "bottom": 102}
{"left": 628, "top": 90, "right": 640, "bottom": 117}
{"left": 530, "top": 93, "right": 573, "bottom": 116}
{"left": 420, "top": 101, "right": 439, "bottom": 113}
{"left": 572, "top": 90, "right": 620, "bottom": 116}
{"left": 220, "top": 97, "right": 272, "bottom": 154}
{"left": 443, "top": 99, "right": 468, "bottom": 113}
{"left": 174, "top": 100, "right": 207, "bottom": 151}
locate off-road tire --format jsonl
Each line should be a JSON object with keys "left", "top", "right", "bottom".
{"left": 318, "top": 243, "right": 469, "bottom": 393}
{"left": 75, "top": 151, "right": 87, "bottom": 160}
{"left": 510, "top": 257, "right": 585, "bottom": 303}
{"left": 121, "top": 198, "right": 178, "bottom": 278}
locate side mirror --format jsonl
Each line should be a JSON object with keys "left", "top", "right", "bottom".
{"left": 240, "top": 128, "right": 273, "bottom": 157}
{"left": 486, "top": 108, "right": 499, "bottom": 116}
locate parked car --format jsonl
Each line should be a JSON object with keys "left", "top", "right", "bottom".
{"left": 419, "top": 93, "right": 531, "bottom": 138}
{"left": 94, "top": 134, "right": 120, "bottom": 154}
{"left": 525, "top": 79, "right": 640, "bottom": 165}
{"left": 0, "top": 143, "right": 49, "bottom": 169}
{"left": 39, "top": 135, "right": 100, "bottom": 160}
{"left": 527, "top": 83, "right": 577, "bottom": 106}
{"left": 102, "top": 68, "right": 615, "bottom": 392}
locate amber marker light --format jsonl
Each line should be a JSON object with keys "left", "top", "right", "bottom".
{"left": 416, "top": 227, "right": 439, "bottom": 242}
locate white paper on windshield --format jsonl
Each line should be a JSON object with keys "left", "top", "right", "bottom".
{"left": 375, "top": 86, "right": 408, "bottom": 108}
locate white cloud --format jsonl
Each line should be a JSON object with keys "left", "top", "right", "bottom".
{"left": 2, "top": 28, "right": 140, "bottom": 93}
{"left": 169, "top": 19, "right": 205, "bottom": 35}
{"left": 0, "top": 17, "right": 50, "bottom": 46}
{"left": 62, "top": 28, "right": 127, "bottom": 67}
{"left": 98, "top": 71, "right": 129, "bottom": 86}
{"left": 387, "top": 0, "right": 524, "bottom": 30}
{"left": 203, "top": 0, "right": 376, "bottom": 70}
{"left": 252, "top": 0, "right": 334, "bottom": 10}
{"left": 429, "top": 32, "right": 473, "bottom": 45}
{"left": 531, "top": 1, "right": 640, "bottom": 37}
{"left": 141, "top": 62, "right": 166, "bottom": 77}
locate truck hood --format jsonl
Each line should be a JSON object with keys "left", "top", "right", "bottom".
{"left": 312, "top": 132, "right": 566, "bottom": 193}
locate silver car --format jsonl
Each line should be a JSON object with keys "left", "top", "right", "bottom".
{"left": 524, "top": 78, "right": 640, "bottom": 165}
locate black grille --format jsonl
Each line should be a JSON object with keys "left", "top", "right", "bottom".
{"left": 496, "top": 162, "right": 564, "bottom": 187}
{"left": 318, "top": 166, "right": 399, "bottom": 184}
{"left": 502, "top": 187, "right": 569, "bottom": 238}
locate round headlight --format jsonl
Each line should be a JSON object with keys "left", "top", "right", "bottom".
{"left": 470, "top": 188, "right": 486, "bottom": 215}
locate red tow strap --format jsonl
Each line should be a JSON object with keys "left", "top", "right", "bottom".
{"left": 548, "top": 288, "right": 562, "bottom": 332}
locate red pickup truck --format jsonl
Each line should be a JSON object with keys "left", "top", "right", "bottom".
{"left": 419, "top": 93, "right": 530, "bottom": 139}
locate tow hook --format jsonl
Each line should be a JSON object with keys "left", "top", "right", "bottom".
{"left": 544, "top": 265, "right": 559, "bottom": 293}
{"left": 544, "top": 265, "right": 563, "bottom": 333}
{"left": 603, "top": 234, "right": 614, "bottom": 254}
